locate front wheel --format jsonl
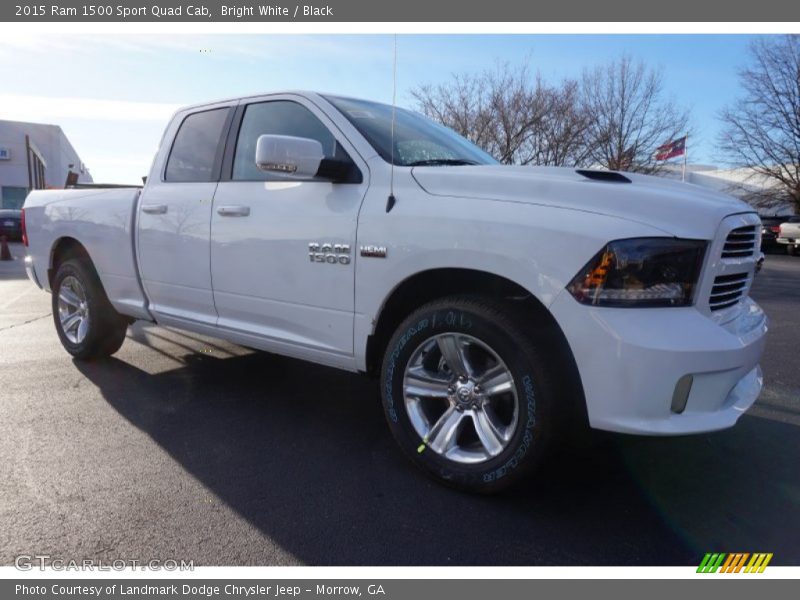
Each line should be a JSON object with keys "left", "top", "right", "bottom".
{"left": 380, "top": 296, "right": 559, "bottom": 493}
{"left": 52, "top": 258, "right": 128, "bottom": 360}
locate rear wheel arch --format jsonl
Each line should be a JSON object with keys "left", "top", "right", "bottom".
{"left": 49, "top": 237, "right": 92, "bottom": 287}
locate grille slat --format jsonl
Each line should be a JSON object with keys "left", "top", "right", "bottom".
{"left": 721, "top": 225, "right": 757, "bottom": 258}
{"left": 713, "top": 273, "right": 749, "bottom": 283}
{"left": 709, "top": 271, "right": 749, "bottom": 311}
{"left": 710, "top": 290, "right": 744, "bottom": 304}
{"left": 710, "top": 282, "right": 748, "bottom": 295}
{"left": 710, "top": 299, "right": 740, "bottom": 310}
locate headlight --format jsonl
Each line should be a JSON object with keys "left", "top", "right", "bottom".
{"left": 567, "top": 238, "right": 707, "bottom": 307}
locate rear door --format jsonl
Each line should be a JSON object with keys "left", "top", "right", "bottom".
{"left": 210, "top": 95, "right": 369, "bottom": 362}
{"left": 137, "top": 104, "right": 233, "bottom": 324}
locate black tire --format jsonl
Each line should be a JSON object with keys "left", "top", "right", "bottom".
{"left": 51, "top": 258, "right": 128, "bottom": 360}
{"left": 380, "top": 296, "right": 562, "bottom": 493}
{"left": 787, "top": 245, "right": 798, "bottom": 256}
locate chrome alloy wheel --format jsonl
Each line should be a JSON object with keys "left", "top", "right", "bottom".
{"left": 57, "top": 275, "right": 90, "bottom": 344}
{"left": 402, "top": 333, "right": 519, "bottom": 464}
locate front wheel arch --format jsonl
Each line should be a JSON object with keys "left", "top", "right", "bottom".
{"left": 366, "top": 269, "right": 587, "bottom": 426}
{"left": 368, "top": 268, "right": 557, "bottom": 369}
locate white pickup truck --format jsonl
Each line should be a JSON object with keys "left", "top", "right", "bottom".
{"left": 22, "top": 91, "right": 767, "bottom": 492}
{"left": 777, "top": 216, "right": 800, "bottom": 255}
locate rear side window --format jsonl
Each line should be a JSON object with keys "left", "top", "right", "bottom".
{"left": 165, "top": 108, "right": 229, "bottom": 182}
{"left": 233, "top": 101, "right": 337, "bottom": 181}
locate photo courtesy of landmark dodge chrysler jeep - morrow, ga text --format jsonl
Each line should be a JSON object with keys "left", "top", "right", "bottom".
{"left": 21, "top": 92, "right": 767, "bottom": 492}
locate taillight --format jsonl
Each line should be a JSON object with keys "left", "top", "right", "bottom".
{"left": 20, "top": 208, "right": 28, "bottom": 247}
{"left": 770, "top": 226, "right": 780, "bottom": 234}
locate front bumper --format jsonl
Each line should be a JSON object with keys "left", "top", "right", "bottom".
{"left": 549, "top": 293, "right": 767, "bottom": 435}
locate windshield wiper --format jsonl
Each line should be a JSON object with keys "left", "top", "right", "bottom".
{"left": 406, "top": 159, "right": 479, "bottom": 167}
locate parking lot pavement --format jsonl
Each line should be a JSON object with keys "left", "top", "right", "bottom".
{"left": 1, "top": 242, "right": 798, "bottom": 566}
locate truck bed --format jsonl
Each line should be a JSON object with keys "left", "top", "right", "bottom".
{"left": 23, "top": 187, "right": 151, "bottom": 321}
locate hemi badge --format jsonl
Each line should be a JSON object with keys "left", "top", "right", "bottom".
{"left": 360, "top": 245, "right": 387, "bottom": 258}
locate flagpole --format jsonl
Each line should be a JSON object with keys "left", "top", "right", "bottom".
{"left": 682, "top": 133, "right": 688, "bottom": 182}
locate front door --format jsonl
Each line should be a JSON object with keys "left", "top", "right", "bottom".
{"left": 210, "top": 97, "right": 368, "bottom": 360}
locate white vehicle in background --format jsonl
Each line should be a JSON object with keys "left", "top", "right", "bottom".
{"left": 777, "top": 216, "right": 800, "bottom": 255}
{"left": 22, "top": 92, "right": 767, "bottom": 492}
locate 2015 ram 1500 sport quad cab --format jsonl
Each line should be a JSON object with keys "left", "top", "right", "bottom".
{"left": 22, "top": 92, "right": 767, "bottom": 492}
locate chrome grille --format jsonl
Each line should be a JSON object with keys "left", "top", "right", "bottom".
{"left": 709, "top": 272, "right": 749, "bottom": 311}
{"left": 721, "top": 225, "right": 757, "bottom": 258}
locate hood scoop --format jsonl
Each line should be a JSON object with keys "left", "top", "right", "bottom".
{"left": 575, "top": 169, "right": 631, "bottom": 184}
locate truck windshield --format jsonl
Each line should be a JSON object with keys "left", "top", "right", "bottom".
{"left": 324, "top": 95, "right": 498, "bottom": 167}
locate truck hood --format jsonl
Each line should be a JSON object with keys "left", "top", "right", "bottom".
{"left": 411, "top": 165, "right": 754, "bottom": 239}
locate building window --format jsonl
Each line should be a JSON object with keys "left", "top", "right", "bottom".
{"left": 26, "top": 135, "right": 47, "bottom": 190}
{"left": 1, "top": 187, "right": 28, "bottom": 209}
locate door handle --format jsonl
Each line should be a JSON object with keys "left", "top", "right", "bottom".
{"left": 141, "top": 204, "right": 168, "bottom": 215}
{"left": 217, "top": 205, "right": 251, "bottom": 217}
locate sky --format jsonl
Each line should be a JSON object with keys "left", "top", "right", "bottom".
{"left": 0, "top": 33, "right": 764, "bottom": 184}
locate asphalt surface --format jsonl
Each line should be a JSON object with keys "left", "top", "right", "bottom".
{"left": 1, "top": 241, "right": 798, "bottom": 566}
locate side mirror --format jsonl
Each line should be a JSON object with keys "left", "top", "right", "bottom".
{"left": 255, "top": 134, "right": 325, "bottom": 179}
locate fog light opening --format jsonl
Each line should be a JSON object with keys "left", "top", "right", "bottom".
{"left": 671, "top": 374, "right": 694, "bottom": 414}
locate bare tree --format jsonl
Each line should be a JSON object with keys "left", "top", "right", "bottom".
{"left": 482, "top": 64, "right": 550, "bottom": 165}
{"left": 581, "top": 55, "right": 689, "bottom": 173}
{"left": 719, "top": 35, "right": 800, "bottom": 212}
{"left": 413, "top": 72, "right": 495, "bottom": 152}
{"left": 411, "top": 63, "right": 587, "bottom": 166}
{"left": 529, "top": 80, "right": 592, "bottom": 167}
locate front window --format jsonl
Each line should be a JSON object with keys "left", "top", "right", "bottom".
{"left": 233, "top": 100, "right": 342, "bottom": 181}
{"left": 324, "top": 95, "right": 498, "bottom": 167}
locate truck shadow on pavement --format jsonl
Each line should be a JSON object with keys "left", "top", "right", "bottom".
{"left": 73, "top": 328, "right": 799, "bottom": 566}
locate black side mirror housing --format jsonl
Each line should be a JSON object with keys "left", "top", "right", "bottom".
{"left": 316, "top": 157, "right": 362, "bottom": 184}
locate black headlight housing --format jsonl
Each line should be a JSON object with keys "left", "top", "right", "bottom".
{"left": 567, "top": 238, "right": 707, "bottom": 307}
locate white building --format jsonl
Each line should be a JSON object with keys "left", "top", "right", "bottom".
{"left": 660, "top": 163, "right": 795, "bottom": 216}
{"left": 0, "top": 120, "right": 93, "bottom": 209}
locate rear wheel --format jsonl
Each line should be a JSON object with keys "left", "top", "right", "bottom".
{"left": 787, "top": 244, "right": 798, "bottom": 256}
{"left": 52, "top": 258, "right": 128, "bottom": 360}
{"left": 380, "top": 296, "right": 560, "bottom": 493}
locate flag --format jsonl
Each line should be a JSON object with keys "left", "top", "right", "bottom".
{"left": 654, "top": 136, "right": 687, "bottom": 161}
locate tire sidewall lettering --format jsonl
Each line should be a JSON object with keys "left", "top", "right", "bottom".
{"left": 384, "top": 318, "right": 429, "bottom": 423}
{"left": 483, "top": 374, "right": 536, "bottom": 483}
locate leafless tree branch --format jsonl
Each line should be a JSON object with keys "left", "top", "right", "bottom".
{"left": 718, "top": 35, "right": 800, "bottom": 212}
{"left": 580, "top": 55, "right": 690, "bottom": 174}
